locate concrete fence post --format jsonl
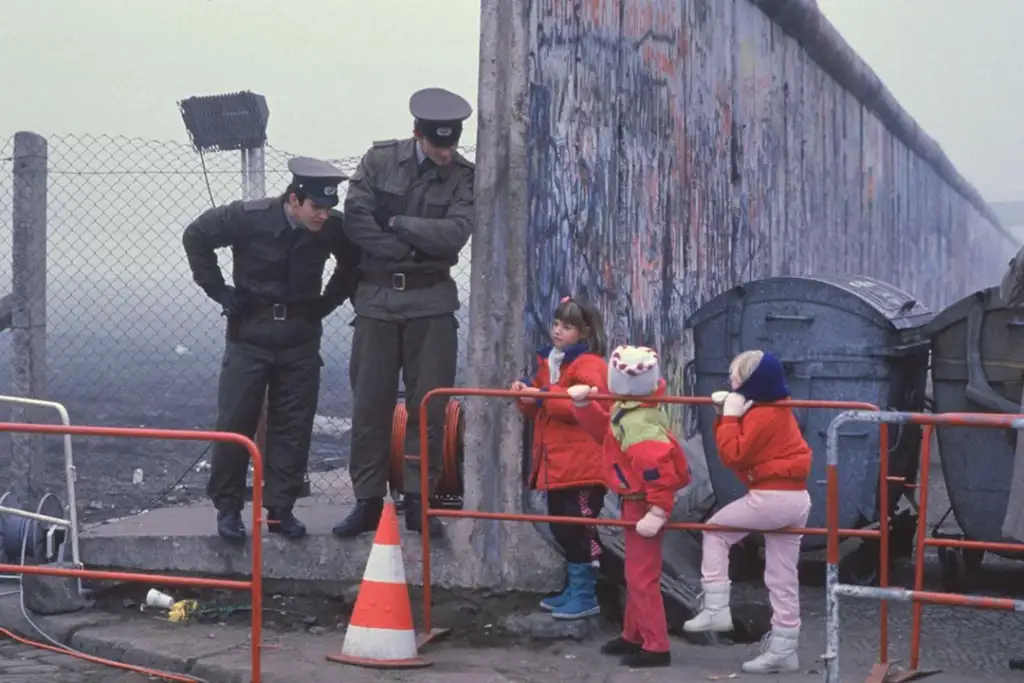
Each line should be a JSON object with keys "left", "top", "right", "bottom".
{"left": 10, "top": 131, "right": 49, "bottom": 504}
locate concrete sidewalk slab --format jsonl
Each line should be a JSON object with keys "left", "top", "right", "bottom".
{"left": 79, "top": 499, "right": 475, "bottom": 591}
{"left": 78, "top": 470, "right": 562, "bottom": 594}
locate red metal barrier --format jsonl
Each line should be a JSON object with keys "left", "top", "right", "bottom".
{"left": 0, "top": 422, "right": 265, "bottom": 683}
{"left": 416, "top": 389, "right": 894, "bottom": 662}
{"left": 824, "top": 410, "right": 1024, "bottom": 683}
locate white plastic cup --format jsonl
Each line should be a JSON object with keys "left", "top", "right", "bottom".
{"left": 145, "top": 589, "right": 175, "bottom": 610}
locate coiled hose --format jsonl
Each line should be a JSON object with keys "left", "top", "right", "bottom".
{"left": 0, "top": 493, "right": 210, "bottom": 682}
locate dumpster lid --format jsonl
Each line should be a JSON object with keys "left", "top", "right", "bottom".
{"left": 922, "top": 286, "right": 1001, "bottom": 338}
{"left": 685, "top": 275, "right": 933, "bottom": 331}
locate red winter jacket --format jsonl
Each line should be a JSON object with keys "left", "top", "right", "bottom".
{"left": 571, "top": 380, "right": 691, "bottom": 510}
{"left": 517, "top": 344, "right": 609, "bottom": 491}
{"left": 714, "top": 405, "right": 812, "bottom": 490}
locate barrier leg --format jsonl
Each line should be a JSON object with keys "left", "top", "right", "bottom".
{"left": 886, "top": 427, "right": 942, "bottom": 683}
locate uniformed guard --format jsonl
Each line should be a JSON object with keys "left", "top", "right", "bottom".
{"left": 333, "top": 87, "right": 475, "bottom": 538}
{"left": 183, "top": 157, "right": 360, "bottom": 543}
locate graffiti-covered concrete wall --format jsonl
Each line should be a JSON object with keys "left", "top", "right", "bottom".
{"left": 461, "top": 0, "right": 1014, "bottom": 589}
{"left": 524, "top": 0, "right": 1014, "bottom": 402}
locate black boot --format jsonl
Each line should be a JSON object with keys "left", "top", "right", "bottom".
{"left": 621, "top": 650, "right": 671, "bottom": 668}
{"left": 403, "top": 494, "right": 443, "bottom": 537}
{"left": 332, "top": 497, "right": 384, "bottom": 538}
{"left": 216, "top": 509, "right": 246, "bottom": 545}
{"left": 267, "top": 508, "right": 307, "bottom": 539}
{"left": 600, "top": 637, "right": 642, "bottom": 656}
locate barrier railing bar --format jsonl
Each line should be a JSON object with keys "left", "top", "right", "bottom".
{"left": 0, "top": 395, "right": 82, "bottom": 581}
{"left": 834, "top": 583, "right": 1024, "bottom": 611}
{"left": 428, "top": 508, "right": 880, "bottom": 537}
{"left": 418, "top": 388, "right": 891, "bottom": 663}
{"left": 0, "top": 562, "right": 250, "bottom": 589}
{"left": 0, "top": 421, "right": 264, "bottom": 683}
{"left": 825, "top": 409, "right": 1024, "bottom": 683}
{"left": 0, "top": 505, "right": 71, "bottom": 528}
{"left": 923, "top": 537, "right": 1024, "bottom": 553}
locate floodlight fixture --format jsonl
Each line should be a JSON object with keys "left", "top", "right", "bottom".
{"left": 178, "top": 90, "right": 270, "bottom": 154}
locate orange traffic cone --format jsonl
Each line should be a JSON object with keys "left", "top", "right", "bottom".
{"left": 326, "top": 499, "right": 431, "bottom": 669}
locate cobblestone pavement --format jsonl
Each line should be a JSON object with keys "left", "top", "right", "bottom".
{"left": 0, "top": 641, "right": 160, "bottom": 682}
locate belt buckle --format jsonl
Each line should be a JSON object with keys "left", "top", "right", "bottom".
{"left": 272, "top": 303, "right": 287, "bottom": 321}
{"left": 391, "top": 273, "right": 407, "bottom": 292}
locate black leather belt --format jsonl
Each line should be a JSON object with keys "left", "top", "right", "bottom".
{"left": 361, "top": 270, "right": 451, "bottom": 292}
{"left": 249, "top": 301, "right": 312, "bottom": 321}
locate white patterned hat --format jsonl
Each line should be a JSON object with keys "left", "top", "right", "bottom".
{"left": 608, "top": 345, "right": 660, "bottom": 397}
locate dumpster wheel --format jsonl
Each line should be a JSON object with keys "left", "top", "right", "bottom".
{"left": 937, "top": 543, "right": 985, "bottom": 592}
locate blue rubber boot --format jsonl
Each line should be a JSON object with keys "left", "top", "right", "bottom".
{"left": 552, "top": 563, "right": 601, "bottom": 620}
{"left": 539, "top": 569, "right": 572, "bottom": 612}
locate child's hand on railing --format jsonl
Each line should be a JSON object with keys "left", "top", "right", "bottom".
{"left": 510, "top": 380, "right": 539, "bottom": 404}
{"left": 711, "top": 390, "right": 730, "bottom": 416}
{"left": 723, "top": 392, "right": 753, "bottom": 417}
{"left": 636, "top": 505, "right": 668, "bottom": 538}
{"left": 567, "top": 384, "right": 597, "bottom": 406}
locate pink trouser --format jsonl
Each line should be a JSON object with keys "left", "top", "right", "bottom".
{"left": 701, "top": 489, "right": 811, "bottom": 629}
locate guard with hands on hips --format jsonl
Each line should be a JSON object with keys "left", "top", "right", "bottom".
{"left": 182, "top": 157, "right": 360, "bottom": 544}
{"left": 567, "top": 345, "right": 691, "bottom": 669}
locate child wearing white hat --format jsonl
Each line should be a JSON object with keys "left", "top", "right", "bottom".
{"left": 568, "top": 344, "right": 691, "bottom": 668}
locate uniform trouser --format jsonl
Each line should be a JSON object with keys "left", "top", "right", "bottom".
{"left": 546, "top": 487, "right": 606, "bottom": 564}
{"left": 349, "top": 314, "right": 458, "bottom": 500}
{"left": 621, "top": 499, "right": 670, "bottom": 653}
{"left": 207, "top": 340, "right": 321, "bottom": 513}
{"left": 701, "top": 489, "right": 812, "bottom": 629}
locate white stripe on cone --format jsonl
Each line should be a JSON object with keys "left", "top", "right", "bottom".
{"left": 361, "top": 543, "right": 407, "bottom": 585}
{"left": 341, "top": 625, "right": 418, "bottom": 661}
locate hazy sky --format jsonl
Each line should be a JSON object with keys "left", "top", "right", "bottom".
{"left": 1, "top": 0, "right": 1020, "bottom": 200}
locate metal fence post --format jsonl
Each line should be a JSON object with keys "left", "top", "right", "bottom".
{"left": 240, "top": 147, "right": 272, "bottom": 485}
{"left": 10, "top": 131, "right": 48, "bottom": 504}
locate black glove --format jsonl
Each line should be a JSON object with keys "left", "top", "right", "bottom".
{"left": 310, "top": 297, "right": 335, "bottom": 320}
{"left": 203, "top": 285, "right": 245, "bottom": 317}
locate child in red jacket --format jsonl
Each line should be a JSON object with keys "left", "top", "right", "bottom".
{"left": 568, "top": 345, "right": 691, "bottom": 669}
{"left": 683, "top": 350, "right": 812, "bottom": 675}
{"left": 512, "top": 296, "right": 609, "bottom": 620}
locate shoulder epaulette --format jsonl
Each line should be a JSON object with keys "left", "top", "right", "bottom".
{"left": 242, "top": 198, "right": 273, "bottom": 212}
{"left": 372, "top": 139, "right": 399, "bottom": 148}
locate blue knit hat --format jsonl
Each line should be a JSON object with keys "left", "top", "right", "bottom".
{"left": 737, "top": 352, "right": 790, "bottom": 403}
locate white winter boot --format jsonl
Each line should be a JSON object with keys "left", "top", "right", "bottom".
{"left": 741, "top": 627, "right": 800, "bottom": 674}
{"left": 682, "top": 581, "right": 733, "bottom": 633}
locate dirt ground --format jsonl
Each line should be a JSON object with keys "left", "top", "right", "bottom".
{"left": 9, "top": 421, "right": 349, "bottom": 526}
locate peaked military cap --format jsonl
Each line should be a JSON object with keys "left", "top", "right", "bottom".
{"left": 409, "top": 87, "right": 473, "bottom": 148}
{"left": 287, "top": 157, "right": 348, "bottom": 207}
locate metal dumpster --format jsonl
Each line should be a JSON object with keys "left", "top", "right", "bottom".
{"left": 924, "top": 286, "right": 1024, "bottom": 587}
{"left": 685, "top": 276, "right": 933, "bottom": 554}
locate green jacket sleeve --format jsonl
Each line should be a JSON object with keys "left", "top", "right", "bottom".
{"left": 391, "top": 167, "right": 474, "bottom": 256}
{"left": 320, "top": 213, "right": 361, "bottom": 314}
{"left": 342, "top": 149, "right": 413, "bottom": 260}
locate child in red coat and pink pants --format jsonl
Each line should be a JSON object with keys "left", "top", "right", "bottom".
{"left": 568, "top": 345, "right": 691, "bottom": 668}
{"left": 684, "top": 349, "right": 812, "bottom": 675}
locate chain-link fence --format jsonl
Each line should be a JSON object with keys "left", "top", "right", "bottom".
{"left": 0, "top": 132, "right": 475, "bottom": 520}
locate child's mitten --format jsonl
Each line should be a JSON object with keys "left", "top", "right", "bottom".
{"left": 723, "top": 392, "right": 753, "bottom": 417}
{"left": 635, "top": 506, "right": 668, "bottom": 538}
{"left": 567, "top": 384, "right": 597, "bottom": 406}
